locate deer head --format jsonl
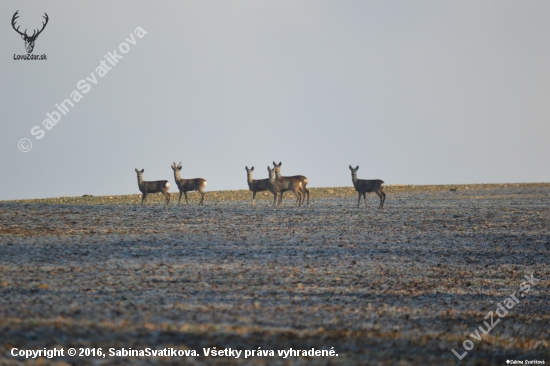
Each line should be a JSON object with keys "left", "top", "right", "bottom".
{"left": 12, "top": 11, "right": 49, "bottom": 54}
{"left": 135, "top": 168, "right": 145, "bottom": 181}
{"left": 267, "top": 166, "right": 275, "bottom": 181}
{"left": 349, "top": 165, "right": 360, "bottom": 179}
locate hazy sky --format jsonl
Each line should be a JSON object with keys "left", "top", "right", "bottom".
{"left": 1, "top": 1, "right": 549, "bottom": 200}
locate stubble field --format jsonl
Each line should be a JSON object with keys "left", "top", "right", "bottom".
{"left": 0, "top": 184, "right": 549, "bottom": 365}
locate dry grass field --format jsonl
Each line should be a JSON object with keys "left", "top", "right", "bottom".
{"left": 0, "top": 184, "right": 549, "bottom": 365}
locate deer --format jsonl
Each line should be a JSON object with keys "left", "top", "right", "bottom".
{"left": 272, "top": 162, "right": 309, "bottom": 205}
{"left": 171, "top": 162, "right": 207, "bottom": 206}
{"left": 12, "top": 11, "right": 49, "bottom": 54}
{"left": 349, "top": 165, "right": 386, "bottom": 209}
{"left": 245, "top": 166, "right": 271, "bottom": 205}
{"left": 267, "top": 166, "right": 303, "bottom": 207}
{"left": 135, "top": 169, "right": 171, "bottom": 208}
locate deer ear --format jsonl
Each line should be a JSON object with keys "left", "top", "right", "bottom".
{"left": 178, "top": 166, "right": 182, "bottom": 171}
{"left": 135, "top": 168, "right": 139, "bottom": 173}
{"left": 356, "top": 166, "right": 359, "bottom": 170}
{"left": 273, "top": 161, "right": 276, "bottom": 166}
{"left": 245, "top": 166, "right": 248, "bottom": 171}
{"left": 349, "top": 165, "right": 353, "bottom": 170}
{"left": 141, "top": 169, "right": 144, "bottom": 173}
{"left": 251, "top": 166, "right": 254, "bottom": 171}
{"left": 278, "top": 162, "right": 282, "bottom": 166}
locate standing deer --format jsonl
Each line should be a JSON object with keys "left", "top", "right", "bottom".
{"left": 272, "top": 162, "right": 309, "bottom": 205}
{"left": 267, "top": 166, "right": 303, "bottom": 207}
{"left": 349, "top": 165, "right": 386, "bottom": 209}
{"left": 245, "top": 166, "right": 271, "bottom": 205}
{"left": 171, "top": 162, "right": 207, "bottom": 206}
{"left": 135, "top": 169, "right": 171, "bottom": 208}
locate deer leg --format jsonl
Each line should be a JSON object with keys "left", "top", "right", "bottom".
{"left": 378, "top": 190, "right": 386, "bottom": 209}
{"left": 252, "top": 191, "right": 257, "bottom": 206}
{"left": 303, "top": 187, "right": 310, "bottom": 205}
{"left": 163, "top": 191, "right": 170, "bottom": 209}
{"left": 141, "top": 193, "right": 146, "bottom": 207}
{"left": 363, "top": 192, "right": 368, "bottom": 208}
{"left": 178, "top": 191, "right": 183, "bottom": 206}
{"left": 143, "top": 193, "right": 148, "bottom": 207}
{"left": 357, "top": 192, "right": 361, "bottom": 208}
{"left": 273, "top": 192, "right": 278, "bottom": 206}
{"left": 279, "top": 191, "right": 284, "bottom": 206}
{"left": 184, "top": 192, "right": 189, "bottom": 205}
{"left": 199, "top": 190, "right": 205, "bottom": 206}
{"left": 296, "top": 190, "right": 302, "bottom": 207}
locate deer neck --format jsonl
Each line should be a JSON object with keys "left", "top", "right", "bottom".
{"left": 174, "top": 171, "right": 182, "bottom": 182}
{"left": 137, "top": 176, "right": 145, "bottom": 189}
{"left": 351, "top": 174, "right": 358, "bottom": 187}
{"left": 274, "top": 169, "right": 282, "bottom": 179}
{"left": 247, "top": 173, "right": 254, "bottom": 185}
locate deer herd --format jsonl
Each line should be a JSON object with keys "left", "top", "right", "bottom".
{"left": 135, "top": 162, "right": 385, "bottom": 209}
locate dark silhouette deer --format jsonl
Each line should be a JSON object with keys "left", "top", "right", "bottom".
{"left": 12, "top": 11, "right": 49, "bottom": 53}
{"left": 349, "top": 165, "right": 385, "bottom": 209}
{"left": 272, "top": 162, "right": 309, "bottom": 205}
{"left": 135, "top": 169, "right": 171, "bottom": 209}
{"left": 171, "top": 162, "right": 207, "bottom": 206}
{"left": 267, "top": 166, "right": 303, "bottom": 207}
{"left": 245, "top": 166, "right": 271, "bottom": 205}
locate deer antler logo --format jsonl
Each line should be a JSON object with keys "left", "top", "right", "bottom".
{"left": 11, "top": 11, "right": 49, "bottom": 54}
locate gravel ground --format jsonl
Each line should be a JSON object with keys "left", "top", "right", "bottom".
{"left": 0, "top": 184, "right": 549, "bottom": 365}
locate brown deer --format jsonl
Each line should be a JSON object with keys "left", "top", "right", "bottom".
{"left": 349, "top": 165, "right": 385, "bottom": 209}
{"left": 171, "top": 162, "right": 207, "bottom": 206}
{"left": 245, "top": 166, "right": 271, "bottom": 205}
{"left": 267, "top": 166, "right": 303, "bottom": 207}
{"left": 135, "top": 169, "right": 171, "bottom": 208}
{"left": 272, "top": 162, "right": 309, "bottom": 205}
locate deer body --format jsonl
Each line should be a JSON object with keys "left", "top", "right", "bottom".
{"left": 267, "top": 166, "right": 303, "bottom": 207}
{"left": 171, "top": 163, "right": 207, "bottom": 206}
{"left": 272, "top": 162, "right": 309, "bottom": 205}
{"left": 349, "top": 165, "right": 385, "bottom": 209}
{"left": 135, "top": 169, "right": 171, "bottom": 208}
{"left": 245, "top": 166, "right": 272, "bottom": 205}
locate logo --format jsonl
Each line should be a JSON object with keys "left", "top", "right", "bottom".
{"left": 11, "top": 10, "right": 49, "bottom": 54}
{"left": 18, "top": 138, "right": 32, "bottom": 152}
